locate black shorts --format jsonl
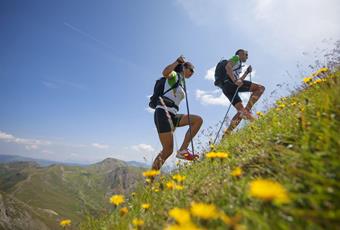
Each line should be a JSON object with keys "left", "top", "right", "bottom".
{"left": 221, "top": 80, "right": 252, "bottom": 106}
{"left": 154, "top": 108, "right": 183, "bottom": 133}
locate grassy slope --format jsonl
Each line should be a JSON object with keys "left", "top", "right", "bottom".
{"left": 81, "top": 70, "right": 340, "bottom": 230}
{"left": 0, "top": 160, "right": 144, "bottom": 229}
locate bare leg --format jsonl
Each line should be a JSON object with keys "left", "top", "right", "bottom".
{"left": 177, "top": 114, "right": 203, "bottom": 151}
{"left": 152, "top": 132, "right": 173, "bottom": 171}
{"left": 245, "top": 84, "right": 265, "bottom": 111}
{"left": 225, "top": 102, "right": 246, "bottom": 134}
{"left": 224, "top": 84, "right": 265, "bottom": 135}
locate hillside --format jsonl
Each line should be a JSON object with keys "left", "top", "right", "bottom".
{"left": 0, "top": 158, "right": 144, "bottom": 230}
{"left": 0, "top": 192, "right": 50, "bottom": 230}
{"left": 81, "top": 69, "right": 340, "bottom": 230}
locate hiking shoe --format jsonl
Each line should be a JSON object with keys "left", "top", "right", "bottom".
{"left": 176, "top": 149, "right": 199, "bottom": 161}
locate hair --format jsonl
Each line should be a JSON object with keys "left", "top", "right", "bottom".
{"left": 175, "top": 62, "right": 194, "bottom": 73}
{"left": 183, "top": 62, "right": 193, "bottom": 69}
{"left": 235, "top": 49, "right": 245, "bottom": 56}
{"left": 174, "top": 63, "right": 184, "bottom": 73}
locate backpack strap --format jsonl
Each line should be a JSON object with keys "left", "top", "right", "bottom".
{"left": 161, "top": 74, "right": 181, "bottom": 96}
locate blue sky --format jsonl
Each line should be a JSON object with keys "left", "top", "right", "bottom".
{"left": 1, "top": 0, "right": 339, "bottom": 165}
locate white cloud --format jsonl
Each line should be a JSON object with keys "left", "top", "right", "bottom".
{"left": 0, "top": 131, "right": 14, "bottom": 140}
{"left": 249, "top": 0, "right": 340, "bottom": 54}
{"left": 132, "top": 144, "right": 155, "bottom": 154}
{"left": 176, "top": 0, "right": 340, "bottom": 57}
{"left": 145, "top": 107, "right": 154, "bottom": 113}
{"left": 240, "top": 92, "right": 251, "bottom": 103}
{"left": 196, "top": 89, "right": 229, "bottom": 106}
{"left": 0, "top": 130, "right": 51, "bottom": 150}
{"left": 92, "top": 143, "right": 109, "bottom": 149}
{"left": 205, "top": 66, "right": 216, "bottom": 81}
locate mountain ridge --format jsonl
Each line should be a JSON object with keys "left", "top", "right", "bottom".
{"left": 0, "top": 156, "right": 146, "bottom": 229}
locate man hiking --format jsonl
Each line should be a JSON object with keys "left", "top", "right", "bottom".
{"left": 151, "top": 56, "right": 203, "bottom": 171}
{"left": 214, "top": 49, "right": 265, "bottom": 136}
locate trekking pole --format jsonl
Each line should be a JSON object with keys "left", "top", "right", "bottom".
{"left": 213, "top": 86, "right": 240, "bottom": 145}
{"left": 182, "top": 73, "right": 195, "bottom": 155}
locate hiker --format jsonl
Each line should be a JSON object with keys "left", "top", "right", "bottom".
{"left": 151, "top": 56, "right": 203, "bottom": 171}
{"left": 214, "top": 49, "right": 265, "bottom": 135}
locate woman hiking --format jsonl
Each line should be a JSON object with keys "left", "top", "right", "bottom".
{"left": 151, "top": 55, "right": 203, "bottom": 171}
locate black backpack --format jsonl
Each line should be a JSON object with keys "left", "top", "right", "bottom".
{"left": 149, "top": 76, "right": 180, "bottom": 109}
{"left": 214, "top": 59, "right": 228, "bottom": 87}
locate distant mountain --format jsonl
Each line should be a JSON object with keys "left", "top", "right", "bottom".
{"left": 0, "top": 154, "right": 86, "bottom": 167}
{"left": 126, "top": 160, "right": 150, "bottom": 168}
{"left": 0, "top": 154, "right": 150, "bottom": 168}
{"left": 0, "top": 157, "right": 144, "bottom": 229}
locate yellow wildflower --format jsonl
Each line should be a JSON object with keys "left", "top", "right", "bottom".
{"left": 249, "top": 179, "right": 290, "bottom": 204}
{"left": 143, "top": 169, "right": 160, "bottom": 178}
{"left": 256, "top": 111, "right": 264, "bottom": 117}
{"left": 303, "top": 77, "right": 313, "bottom": 84}
{"left": 190, "top": 202, "right": 219, "bottom": 220}
{"left": 314, "top": 79, "right": 322, "bottom": 84}
{"left": 141, "top": 203, "right": 151, "bottom": 210}
{"left": 206, "top": 152, "right": 229, "bottom": 159}
{"left": 166, "top": 181, "right": 176, "bottom": 190}
{"left": 110, "top": 194, "right": 125, "bottom": 206}
{"left": 119, "top": 207, "right": 128, "bottom": 216}
{"left": 174, "top": 184, "right": 184, "bottom": 190}
{"left": 278, "top": 103, "right": 285, "bottom": 109}
{"left": 59, "top": 219, "right": 71, "bottom": 228}
{"left": 206, "top": 152, "right": 217, "bottom": 158}
{"left": 230, "top": 167, "right": 243, "bottom": 177}
{"left": 152, "top": 187, "right": 159, "bottom": 192}
{"left": 172, "top": 174, "right": 186, "bottom": 183}
{"left": 215, "top": 152, "right": 229, "bottom": 159}
{"left": 319, "top": 67, "right": 329, "bottom": 72}
{"left": 132, "top": 218, "right": 144, "bottom": 227}
{"left": 169, "top": 207, "right": 191, "bottom": 224}
{"left": 312, "top": 67, "right": 329, "bottom": 76}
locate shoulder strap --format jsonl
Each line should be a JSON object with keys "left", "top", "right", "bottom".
{"left": 162, "top": 74, "right": 181, "bottom": 96}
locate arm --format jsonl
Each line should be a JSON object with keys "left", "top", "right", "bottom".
{"left": 239, "top": 65, "right": 252, "bottom": 81}
{"left": 162, "top": 55, "right": 185, "bottom": 79}
{"left": 162, "top": 61, "right": 180, "bottom": 79}
{"left": 225, "top": 62, "right": 237, "bottom": 83}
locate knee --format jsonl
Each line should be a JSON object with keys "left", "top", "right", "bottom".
{"left": 190, "top": 115, "right": 203, "bottom": 128}
{"left": 195, "top": 116, "right": 203, "bottom": 126}
{"left": 259, "top": 85, "right": 265, "bottom": 93}
{"left": 255, "top": 85, "right": 265, "bottom": 94}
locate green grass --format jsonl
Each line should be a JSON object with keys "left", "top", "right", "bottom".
{"left": 0, "top": 160, "right": 144, "bottom": 229}
{"left": 80, "top": 70, "right": 340, "bottom": 230}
